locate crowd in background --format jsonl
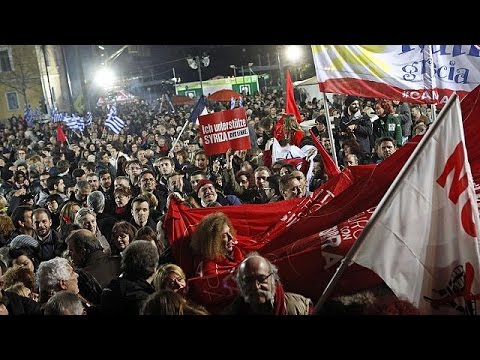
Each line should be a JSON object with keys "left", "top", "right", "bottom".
{"left": 0, "top": 88, "right": 431, "bottom": 315}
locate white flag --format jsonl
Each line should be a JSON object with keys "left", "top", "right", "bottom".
{"left": 351, "top": 95, "right": 480, "bottom": 314}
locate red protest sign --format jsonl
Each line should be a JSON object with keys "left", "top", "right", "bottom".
{"left": 198, "top": 108, "right": 251, "bottom": 155}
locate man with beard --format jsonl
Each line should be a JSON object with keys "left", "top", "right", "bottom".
{"left": 32, "top": 208, "right": 64, "bottom": 262}
{"left": 224, "top": 252, "right": 312, "bottom": 315}
{"left": 337, "top": 96, "right": 372, "bottom": 155}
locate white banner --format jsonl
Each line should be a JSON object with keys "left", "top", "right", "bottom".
{"left": 312, "top": 45, "right": 480, "bottom": 105}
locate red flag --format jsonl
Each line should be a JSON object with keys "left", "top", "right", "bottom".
{"left": 56, "top": 123, "right": 67, "bottom": 144}
{"left": 274, "top": 69, "right": 303, "bottom": 141}
{"left": 284, "top": 69, "right": 302, "bottom": 123}
{"left": 166, "top": 89, "right": 480, "bottom": 312}
{"left": 352, "top": 95, "right": 480, "bottom": 314}
{"left": 461, "top": 84, "right": 480, "bottom": 183}
{"left": 309, "top": 129, "right": 341, "bottom": 179}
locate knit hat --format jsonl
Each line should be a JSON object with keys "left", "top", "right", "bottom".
{"left": 196, "top": 179, "right": 214, "bottom": 195}
{"left": 344, "top": 95, "right": 360, "bottom": 109}
{"left": 9, "top": 235, "right": 39, "bottom": 250}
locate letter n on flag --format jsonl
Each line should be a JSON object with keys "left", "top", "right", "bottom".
{"left": 351, "top": 94, "right": 480, "bottom": 315}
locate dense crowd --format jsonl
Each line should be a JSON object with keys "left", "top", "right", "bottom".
{"left": 0, "top": 88, "right": 430, "bottom": 315}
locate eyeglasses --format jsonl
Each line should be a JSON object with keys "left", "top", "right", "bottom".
{"left": 241, "top": 273, "right": 273, "bottom": 286}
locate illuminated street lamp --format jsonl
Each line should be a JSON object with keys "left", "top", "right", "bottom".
{"left": 285, "top": 45, "right": 302, "bottom": 63}
{"left": 187, "top": 54, "right": 210, "bottom": 96}
{"left": 94, "top": 66, "right": 115, "bottom": 89}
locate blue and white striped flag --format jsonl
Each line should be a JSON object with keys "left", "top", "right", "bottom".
{"left": 108, "top": 104, "right": 117, "bottom": 116}
{"left": 24, "top": 105, "right": 33, "bottom": 127}
{"left": 105, "top": 104, "right": 125, "bottom": 134}
{"left": 85, "top": 112, "right": 92, "bottom": 127}
{"left": 74, "top": 114, "right": 84, "bottom": 132}
{"left": 230, "top": 96, "right": 235, "bottom": 109}
{"left": 239, "top": 96, "right": 243, "bottom": 107}
{"left": 105, "top": 114, "right": 125, "bottom": 134}
{"left": 64, "top": 115, "right": 80, "bottom": 131}
{"left": 50, "top": 107, "right": 61, "bottom": 123}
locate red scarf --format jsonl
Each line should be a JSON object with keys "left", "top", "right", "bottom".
{"left": 273, "top": 282, "right": 287, "bottom": 315}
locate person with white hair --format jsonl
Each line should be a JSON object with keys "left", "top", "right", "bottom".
{"left": 87, "top": 190, "right": 116, "bottom": 244}
{"left": 44, "top": 290, "right": 85, "bottom": 315}
{"left": 74, "top": 207, "right": 111, "bottom": 255}
{"left": 224, "top": 252, "right": 312, "bottom": 315}
{"left": 36, "top": 257, "right": 79, "bottom": 304}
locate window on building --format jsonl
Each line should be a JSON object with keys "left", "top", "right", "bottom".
{"left": 0, "top": 50, "right": 12, "bottom": 72}
{"left": 6, "top": 92, "right": 19, "bottom": 110}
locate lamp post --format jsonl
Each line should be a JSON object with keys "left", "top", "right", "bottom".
{"left": 277, "top": 45, "right": 303, "bottom": 91}
{"left": 229, "top": 64, "right": 237, "bottom": 78}
{"left": 187, "top": 54, "right": 210, "bottom": 96}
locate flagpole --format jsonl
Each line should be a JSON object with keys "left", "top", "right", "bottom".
{"left": 170, "top": 118, "right": 190, "bottom": 155}
{"left": 313, "top": 93, "right": 459, "bottom": 314}
{"left": 431, "top": 104, "right": 437, "bottom": 122}
{"left": 322, "top": 93, "right": 339, "bottom": 166}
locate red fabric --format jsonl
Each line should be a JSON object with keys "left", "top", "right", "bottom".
{"left": 167, "top": 95, "right": 480, "bottom": 312}
{"left": 461, "top": 84, "right": 480, "bottom": 183}
{"left": 273, "top": 70, "right": 303, "bottom": 142}
{"left": 56, "top": 123, "right": 67, "bottom": 144}
{"left": 273, "top": 282, "right": 287, "bottom": 315}
{"left": 309, "top": 129, "right": 341, "bottom": 179}
{"left": 194, "top": 246, "right": 244, "bottom": 277}
{"left": 285, "top": 70, "right": 302, "bottom": 123}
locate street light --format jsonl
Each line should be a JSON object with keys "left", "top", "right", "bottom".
{"left": 229, "top": 64, "right": 237, "bottom": 77}
{"left": 94, "top": 66, "right": 115, "bottom": 89}
{"left": 187, "top": 54, "right": 210, "bottom": 96}
{"left": 277, "top": 45, "right": 304, "bottom": 90}
{"left": 285, "top": 45, "right": 302, "bottom": 63}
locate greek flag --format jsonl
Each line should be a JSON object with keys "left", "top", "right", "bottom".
{"left": 85, "top": 112, "right": 92, "bottom": 127}
{"left": 64, "top": 115, "right": 80, "bottom": 131}
{"left": 74, "top": 114, "right": 85, "bottom": 132}
{"left": 105, "top": 105, "right": 125, "bottom": 134}
{"left": 230, "top": 96, "right": 235, "bottom": 109}
{"left": 50, "top": 107, "right": 63, "bottom": 123}
{"left": 239, "top": 96, "right": 243, "bottom": 107}
{"left": 24, "top": 105, "right": 33, "bottom": 127}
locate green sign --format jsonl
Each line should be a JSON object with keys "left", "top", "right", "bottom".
{"left": 176, "top": 75, "right": 259, "bottom": 97}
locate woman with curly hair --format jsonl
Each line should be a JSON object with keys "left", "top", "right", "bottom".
{"left": 190, "top": 212, "right": 244, "bottom": 277}
{"left": 275, "top": 114, "right": 304, "bottom": 147}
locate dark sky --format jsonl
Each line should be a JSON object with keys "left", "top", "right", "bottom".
{"left": 68, "top": 45, "right": 314, "bottom": 100}
{"left": 97, "top": 45, "right": 313, "bottom": 83}
{"left": 130, "top": 45, "right": 283, "bottom": 82}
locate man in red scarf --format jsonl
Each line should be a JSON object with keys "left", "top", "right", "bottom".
{"left": 224, "top": 252, "right": 312, "bottom": 315}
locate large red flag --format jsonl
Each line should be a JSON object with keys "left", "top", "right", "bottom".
{"left": 461, "top": 84, "right": 480, "bottom": 182}
{"left": 352, "top": 95, "right": 480, "bottom": 314}
{"left": 309, "top": 128, "right": 340, "bottom": 179}
{"left": 274, "top": 69, "right": 302, "bottom": 141}
{"left": 284, "top": 69, "right": 302, "bottom": 123}
{"left": 56, "top": 123, "right": 67, "bottom": 144}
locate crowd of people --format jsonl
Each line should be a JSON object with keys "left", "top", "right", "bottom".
{"left": 0, "top": 88, "right": 430, "bottom": 315}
